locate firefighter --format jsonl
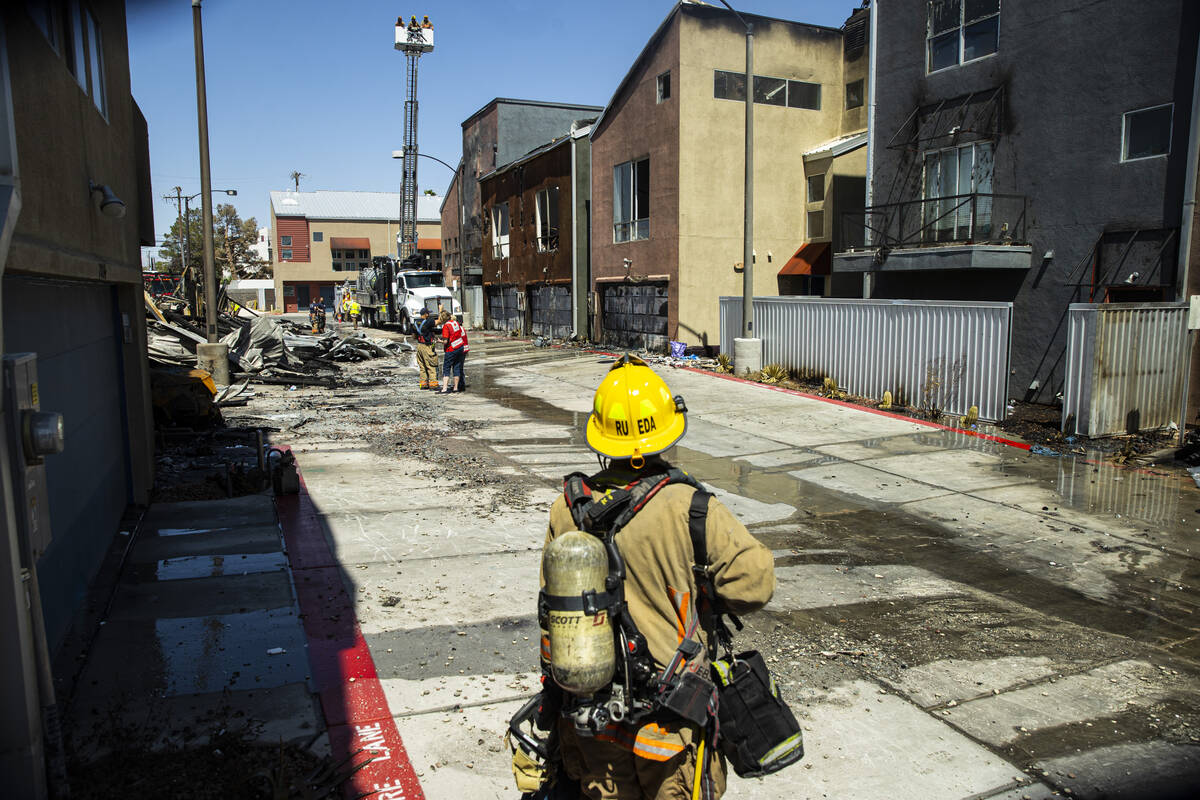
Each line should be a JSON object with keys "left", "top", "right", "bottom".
{"left": 540, "top": 354, "right": 775, "bottom": 800}
{"left": 415, "top": 307, "right": 439, "bottom": 389}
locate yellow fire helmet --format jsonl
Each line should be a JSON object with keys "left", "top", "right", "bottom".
{"left": 585, "top": 354, "right": 688, "bottom": 465}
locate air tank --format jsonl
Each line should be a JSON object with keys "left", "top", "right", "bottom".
{"left": 542, "top": 530, "right": 615, "bottom": 695}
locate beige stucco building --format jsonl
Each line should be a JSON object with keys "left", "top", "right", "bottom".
{"left": 589, "top": 1, "right": 868, "bottom": 350}
{"left": 269, "top": 191, "right": 441, "bottom": 311}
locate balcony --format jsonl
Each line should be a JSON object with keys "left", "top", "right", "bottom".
{"left": 835, "top": 193, "right": 1032, "bottom": 273}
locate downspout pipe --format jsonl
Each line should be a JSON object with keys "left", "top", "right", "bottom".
{"left": 1175, "top": 30, "right": 1200, "bottom": 442}
{"left": 866, "top": 0, "right": 878, "bottom": 210}
{"left": 570, "top": 128, "right": 579, "bottom": 337}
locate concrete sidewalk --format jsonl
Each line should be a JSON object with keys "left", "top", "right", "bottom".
{"left": 65, "top": 494, "right": 323, "bottom": 759}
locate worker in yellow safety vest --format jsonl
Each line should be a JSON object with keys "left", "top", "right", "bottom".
{"left": 348, "top": 299, "right": 361, "bottom": 329}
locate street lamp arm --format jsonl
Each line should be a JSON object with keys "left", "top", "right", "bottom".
{"left": 716, "top": 0, "right": 751, "bottom": 32}
{"left": 394, "top": 149, "right": 458, "bottom": 174}
{"left": 186, "top": 188, "right": 237, "bottom": 202}
{"left": 420, "top": 153, "right": 458, "bottom": 173}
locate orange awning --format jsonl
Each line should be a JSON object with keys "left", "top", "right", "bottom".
{"left": 778, "top": 242, "right": 830, "bottom": 276}
{"left": 330, "top": 237, "right": 370, "bottom": 249}
{"left": 417, "top": 237, "right": 441, "bottom": 250}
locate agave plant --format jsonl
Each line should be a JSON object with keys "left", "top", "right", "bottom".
{"left": 760, "top": 363, "right": 788, "bottom": 384}
{"left": 716, "top": 353, "right": 733, "bottom": 373}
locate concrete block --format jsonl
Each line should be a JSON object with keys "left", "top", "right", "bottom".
{"left": 771, "top": 564, "right": 966, "bottom": 611}
{"left": 947, "top": 660, "right": 1172, "bottom": 746}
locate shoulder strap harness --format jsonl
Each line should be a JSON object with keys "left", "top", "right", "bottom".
{"left": 543, "top": 469, "right": 741, "bottom": 737}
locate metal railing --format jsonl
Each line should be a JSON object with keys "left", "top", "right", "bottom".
{"left": 838, "top": 193, "right": 1027, "bottom": 253}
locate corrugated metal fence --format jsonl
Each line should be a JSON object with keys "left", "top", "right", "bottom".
{"left": 1062, "top": 303, "right": 1188, "bottom": 438}
{"left": 719, "top": 296, "right": 1012, "bottom": 421}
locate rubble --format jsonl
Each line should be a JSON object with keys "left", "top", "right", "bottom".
{"left": 145, "top": 297, "right": 414, "bottom": 390}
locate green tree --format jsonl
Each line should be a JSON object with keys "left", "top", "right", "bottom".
{"left": 159, "top": 203, "right": 267, "bottom": 281}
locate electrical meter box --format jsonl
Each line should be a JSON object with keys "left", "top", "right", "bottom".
{"left": 394, "top": 20, "right": 434, "bottom": 53}
{"left": 3, "top": 354, "right": 64, "bottom": 559}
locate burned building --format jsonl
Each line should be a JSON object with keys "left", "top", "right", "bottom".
{"left": 835, "top": 0, "right": 1200, "bottom": 403}
{"left": 479, "top": 123, "right": 593, "bottom": 338}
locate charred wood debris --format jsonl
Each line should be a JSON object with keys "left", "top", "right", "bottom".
{"left": 145, "top": 295, "right": 414, "bottom": 403}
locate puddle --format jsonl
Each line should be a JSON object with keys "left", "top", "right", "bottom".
{"left": 154, "top": 527, "right": 215, "bottom": 537}
{"left": 126, "top": 553, "right": 289, "bottom": 582}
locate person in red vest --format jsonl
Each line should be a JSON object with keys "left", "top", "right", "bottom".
{"left": 437, "top": 310, "right": 468, "bottom": 394}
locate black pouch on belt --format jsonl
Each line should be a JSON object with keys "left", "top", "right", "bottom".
{"left": 711, "top": 650, "right": 804, "bottom": 777}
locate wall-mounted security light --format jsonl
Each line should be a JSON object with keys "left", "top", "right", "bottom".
{"left": 89, "top": 181, "right": 126, "bottom": 219}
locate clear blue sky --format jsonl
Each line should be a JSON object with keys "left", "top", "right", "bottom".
{"left": 127, "top": 0, "right": 855, "bottom": 256}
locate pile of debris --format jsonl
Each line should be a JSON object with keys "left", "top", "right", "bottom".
{"left": 146, "top": 300, "right": 413, "bottom": 390}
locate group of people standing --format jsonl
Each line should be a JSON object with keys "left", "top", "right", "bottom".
{"left": 414, "top": 307, "right": 468, "bottom": 394}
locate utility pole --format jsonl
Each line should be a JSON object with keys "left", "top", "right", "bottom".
{"left": 191, "top": 0, "right": 229, "bottom": 382}
{"left": 394, "top": 15, "right": 434, "bottom": 260}
{"left": 165, "top": 186, "right": 185, "bottom": 274}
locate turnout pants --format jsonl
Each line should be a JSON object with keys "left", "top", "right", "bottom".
{"left": 558, "top": 720, "right": 726, "bottom": 800}
{"left": 416, "top": 342, "right": 438, "bottom": 384}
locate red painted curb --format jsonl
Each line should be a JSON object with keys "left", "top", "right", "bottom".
{"left": 275, "top": 448, "right": 424, "bottom": 800}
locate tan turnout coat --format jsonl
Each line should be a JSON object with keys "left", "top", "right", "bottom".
{"left": 541, "top": 467, "right": 775, "bottom": 765}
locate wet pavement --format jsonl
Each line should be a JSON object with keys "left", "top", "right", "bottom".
{"left": 202, "top": 328, "right": 1200, "bottom": 799}
{"left": 65, "top": 495, "right": 324, "bottom": 761}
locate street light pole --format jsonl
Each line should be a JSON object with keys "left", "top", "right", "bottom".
{"left": 192, "top": 1, "right": 217, "bottom": 343}
{"left": 393, "top": 148, "right": 467, "bottom": 324}
{"left": 718, "top": 1, "right": 760, "bottom": 372}
{"left": 191, "top": 0, "right": 231, "bottom": 386}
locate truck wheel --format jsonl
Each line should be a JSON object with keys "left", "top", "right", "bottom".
{"left": 400, "top": 311, "right": 411, "bottom": 334}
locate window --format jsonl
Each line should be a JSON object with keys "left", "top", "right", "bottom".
{"left": 83, "top": 5, "right": 106, "bottom": 116}
{"left": 280, "top": 249, "right": 293, "bottom": 260}
{"left": 714, "top": 70, "right": 746, "bottom": 102}
{"left": 491, "top": 203, "right": 510, "bottom": 258}
{"left": 787, "top": 80, "right": 820, "bottom": 110}
{"left": 928, "top": 0, "right": 1000, "bottom": 73}
{"left": 807, "top": 174, "right": 825, "bottom": 203}
{"left": 26, "top": 0, "right": 61, "bottom": 50}
{"left": 1123, "top": 104, "right": 1173, "bottom": 161}
{"left": 359, "top": 249, "right": 368, "bottom": 259}
{"left": 807, "top": 211, "right": 825, "bottom": 239}
{"left": 67, "top": 2, "right": 86, "bottom": 89}
{"left": 657, "top": 71, "right": 671, "bottom": 103}
{"left": 536, "top": 186, "right": 560, "bottom": 252}
{"left": 846, "top": 79, "right": 864, "bottom": 110}
{"left": 359, "top": 261, "right": 368, "bottom": 270}
{"left": 922, "top": 140, "right": 994, "bottom": 240}
{"left": 281, "top": 235, "right": 293, "bottom": 247}
{"left": 754, "top": 76, "right": 786, "bottom": 106}
{"left": 613, "top": 158, "right": 649, "bottom": 242}
{"left": 332, "top": 262, "right": 344, "bottom": 272}
{"left": 716, "top": 70, "right": 821, "bottom": 110}
{"left": 313, "top": 231, "right": 323, "bottom": 242}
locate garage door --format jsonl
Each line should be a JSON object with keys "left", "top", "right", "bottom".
{"left": 530, "top": 285, "right": 571, "bottom": 339}
{"left": 601, "top": 282, "right": 668, "bottom": 351}
{"left": 486, "top": 285, "right": 521, "bottom": 332}
{"left": 3, "top": 275, "right": 128, "bottom": 649}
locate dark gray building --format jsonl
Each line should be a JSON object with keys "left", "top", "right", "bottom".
{"left": 442, "top": 98, "right": 602, "bottom": 287}
{"left": 835, "top": 0, "right": 1200, "bottom": 403}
